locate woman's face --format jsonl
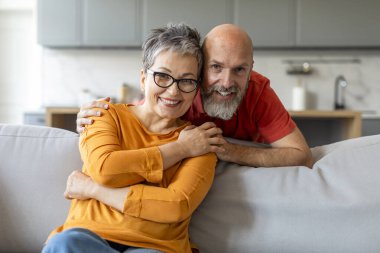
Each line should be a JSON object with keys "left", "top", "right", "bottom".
{"left": 140, "top": 50, "right": 199, "bottom": 120}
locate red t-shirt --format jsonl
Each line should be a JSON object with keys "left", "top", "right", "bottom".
{"left": 183, "top": 71, "right": 296, "bottom": 144}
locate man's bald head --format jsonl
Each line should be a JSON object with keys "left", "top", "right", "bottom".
{"left": 203, "top": 24, "right": 253, "bottom": 60}
{"left": 200, "top": 24, "right": 254, "bottom": 120}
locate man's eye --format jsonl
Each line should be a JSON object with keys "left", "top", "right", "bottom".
{"left": 235, "top": 67, "right": 246, "bottom": 74}
{"left": 210, "top": 64, "right": 222, "bottom": 71}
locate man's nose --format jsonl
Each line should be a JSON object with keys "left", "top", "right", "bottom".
{"left": 220, "top": 70, "right": 234, "bottom": 89}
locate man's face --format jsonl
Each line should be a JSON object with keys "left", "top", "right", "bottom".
{"left": 201, "top": 40, "right": 253, "bottom": 120}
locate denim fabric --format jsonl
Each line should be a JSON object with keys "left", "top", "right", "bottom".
{"left": 42, "top": 228, "right": 163, "bottom": 253}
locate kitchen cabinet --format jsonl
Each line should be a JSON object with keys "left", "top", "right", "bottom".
{"left": 37, "top": 0, "right": 141, "bottom": 47}
{"left": 297, "top": 0, "right": 380, "bottom": 47}
{"left": 233, "top": 0, "right": 296, "bottom": 47}
{"left": 37, "top": 0, "right": 81, "bottom": 46}
{"left": 362, "top": 118, "right": 380, "bottom": 137}
{"left": 24, "top": 112, "right": 46, "bottom": 126}
{"left": 142, "top": 0, "right": 232, "bottom": 39}
{"left": 38, "top": 0, "right": 380, "bottom": 48}
{"left": 45, "top": 107, "right": 79, "bottom": 133}
{"left": 82, "top": 0, "right": 141, "bottom": 46}
{"left": 233, "top": 0, "right": 380, "bottom": 48}
{"left": 290, "top": 110, "right": 362, "bottom": 147}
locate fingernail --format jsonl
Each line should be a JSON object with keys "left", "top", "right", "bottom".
{"left": 96, "top": 111, "right": 101, "bottom": 116}
{"left": 104, "top": 104, "right": 109, "bottom": 109}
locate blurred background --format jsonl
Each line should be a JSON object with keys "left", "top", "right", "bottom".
{"left": 1, "top": 0, "right": 379, "bottom": 145}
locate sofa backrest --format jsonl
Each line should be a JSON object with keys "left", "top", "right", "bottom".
{"left": 0, "top": 124, "right": 81, "bottom": 253}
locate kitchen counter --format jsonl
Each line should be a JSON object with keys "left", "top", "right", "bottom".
{"left": 45, "top": 107, "right": 79, "bottom": 132}
{"left": 46, "top": 107, "right": 364, "bottom": 146}
{"left": 289, "top": 110, "right": 362, "bottom": 146}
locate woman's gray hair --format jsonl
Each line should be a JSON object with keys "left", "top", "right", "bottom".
{"left": 142, "top": 23, "right": 203, "bottom": 78}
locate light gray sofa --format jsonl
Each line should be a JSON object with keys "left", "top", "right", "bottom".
{"left": 1, "top": 123, "right": 380, "bottom": 253}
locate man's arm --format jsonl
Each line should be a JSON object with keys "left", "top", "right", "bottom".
{"left": 216, "top": 127, "right": 313, "bottom": 168}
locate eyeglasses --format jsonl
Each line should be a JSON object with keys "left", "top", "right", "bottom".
{"left": 146, "top": 69, "right": 198, "bottom": 93}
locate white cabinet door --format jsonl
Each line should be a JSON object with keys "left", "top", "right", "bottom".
{"left": 297, "top": 0, "right": 380, "bottom": 47}
{"left": 233, "top": 0, "right": 296, "bottom": 47}
{"left": 83, "top": 0, "right": 141, "bottom": 46}
{"left": 142, "top": 0, "right": 232, "bottom": 39}
{"left": 37, "top": 0, "right": 81, "bottom": 46}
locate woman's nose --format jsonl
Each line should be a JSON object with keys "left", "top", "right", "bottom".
{"left": 166, "top": 82, "right": 180, "bottom": 95}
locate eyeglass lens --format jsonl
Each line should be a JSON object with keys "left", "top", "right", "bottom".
{"left": 154, "top": 72, "right": 197, "bottom": 93}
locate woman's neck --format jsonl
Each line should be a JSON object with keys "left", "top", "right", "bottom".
{"left": 129, "top": 105, "right": 184, "bottom": 133}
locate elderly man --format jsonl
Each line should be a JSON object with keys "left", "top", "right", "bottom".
{"left": 77, "top": 24, "right": 313, "bottom": 168}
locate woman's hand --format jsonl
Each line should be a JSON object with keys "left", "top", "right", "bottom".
{"left": 64, "top": 170, "right": 95, "bottom": 200}
{"left": 177, "top": 122, "right": 226, "bottom": 157}
{"left": 76, "top": 97, "right": 110, "bottom": 133}
{"left": 65, "top": 170, "right": 129, "bottom": 212}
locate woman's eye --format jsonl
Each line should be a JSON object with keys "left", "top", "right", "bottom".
{"left": 157, "top": 73, "right": 170, "bottom": 80}
{"left": 181, "top": 79, "right": 192, "bottom": 84}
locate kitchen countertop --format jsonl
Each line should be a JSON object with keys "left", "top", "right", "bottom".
{"left": 289, "top": 110, "right": 362, "bottom": 139}
{"left": 288, "top": 110, "right": 361, "bottom": 117}
{"left": 362, "top": 113, "right": 380, "bottom": 119}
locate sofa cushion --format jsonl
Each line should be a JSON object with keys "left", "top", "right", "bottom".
{"left": 190, "top": 135, "right": 380, "bottom": 252}
{"left": 2, "top": 123, "right": 380, "bottom": 253}
{"left": 0, "top": 124, "right": 82, "bottom": 253}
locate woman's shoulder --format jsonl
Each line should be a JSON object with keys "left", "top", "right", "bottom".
{"left": 92, "top": 103, "right": 135, "bottom": 127}
{"left": 107, "top": 103, "right": 133, "bottom": 116}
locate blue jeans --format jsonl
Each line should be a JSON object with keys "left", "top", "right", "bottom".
{"left": 42, "top": 228, "right": 164, "bottom": 253}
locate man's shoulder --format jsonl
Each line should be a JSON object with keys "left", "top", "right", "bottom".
{"left": 249, "top": 70, "right": 270, "bottom": 85}
{"left": 245, "top": 70, "right": 271, "bottom": 100}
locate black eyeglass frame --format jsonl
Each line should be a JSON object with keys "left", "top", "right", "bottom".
{"left": 146, "top": 69, "right": 199, "bottom": 93}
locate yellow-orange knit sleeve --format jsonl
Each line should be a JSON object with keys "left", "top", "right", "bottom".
{"left": 123, "top": 153, "right": 217, "bottom": 223}
{"left": 79, "top": 104, "right": 163, "bottom": 188}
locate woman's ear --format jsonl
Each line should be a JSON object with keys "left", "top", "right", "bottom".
{"left": 140, "top": 69, "right": 146, "bottom": 92}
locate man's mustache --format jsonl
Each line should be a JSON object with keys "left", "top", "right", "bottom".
{"left": 206, "top": 85, "right": 238, "bottom": 94}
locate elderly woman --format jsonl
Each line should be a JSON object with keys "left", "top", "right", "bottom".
{"left": 42, "top": 23, "right": 225, "bottom": 253}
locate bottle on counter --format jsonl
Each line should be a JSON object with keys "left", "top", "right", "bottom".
{"left": 292, "top": 78, "right": 306, "bottom": 111}
{"left": 119, "top": 83, "right": 129, "bottom": 104}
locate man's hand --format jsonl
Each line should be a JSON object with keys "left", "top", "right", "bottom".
{"left": 64, "top": 170, "right": 95, "bottom": 200}
{"left": 76, "top": 97, "right": 110, "bottom": 133}
{"left": 158, "top": 122, "right": 226, "bottom": 170}
{"left": 177, "top": 122, "right": 226, "bottom": 157}
{"left": 214, "top": 127, "right": 314, "bottom": 168}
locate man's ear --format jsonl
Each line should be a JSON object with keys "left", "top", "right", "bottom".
{"left": 140, "top": 69, "right": 146, "bottom": 92}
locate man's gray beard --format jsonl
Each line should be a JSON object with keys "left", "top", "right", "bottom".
{"left": 201, "top": 85, "right": 244, "bottom": 120}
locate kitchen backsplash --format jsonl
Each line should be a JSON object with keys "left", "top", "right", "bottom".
{"left": 41, "top": 48, "right": 380, "bottom": 115}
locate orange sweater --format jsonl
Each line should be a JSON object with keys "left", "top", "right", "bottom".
{"left": 48, "top": 104, "right": 217, "bottom": 253}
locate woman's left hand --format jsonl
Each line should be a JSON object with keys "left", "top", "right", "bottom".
{"left": 64, "top": 170, "right": 95, "bottom": 200}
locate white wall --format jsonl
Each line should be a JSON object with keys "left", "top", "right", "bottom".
{"left": 40, "top": 49, "right": 142, "bottom": 107}
{"left": 40, "top": 48, "right": 380, "bottom": 115}
{"left": 0, "top": 0, "right": 41, "bottom": 124}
